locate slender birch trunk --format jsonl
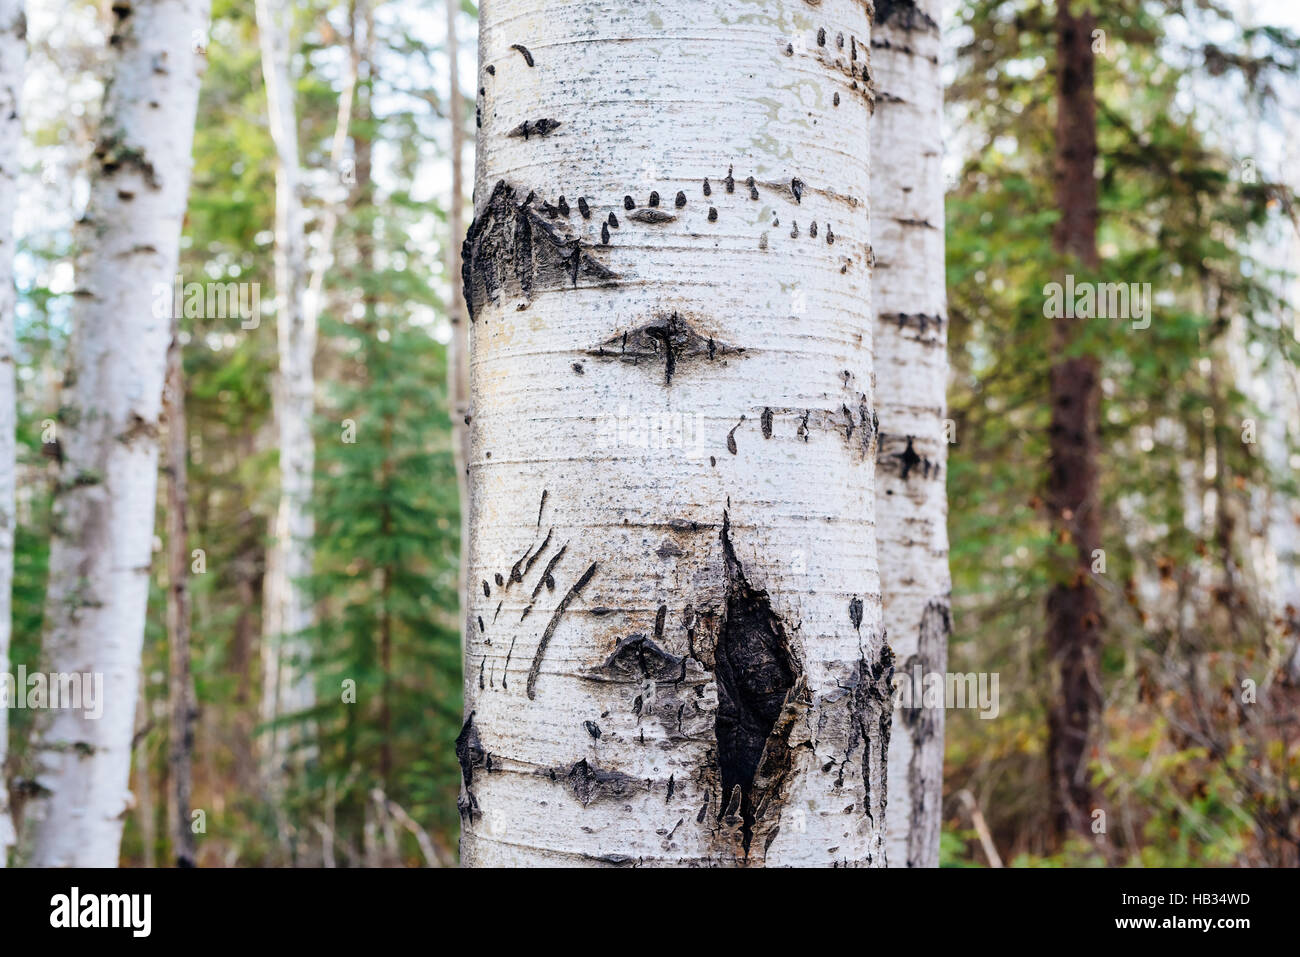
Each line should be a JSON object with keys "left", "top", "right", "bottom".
{"left": 1046, "top": 0, "right": 1102, "bottom": 846}
{"left": 871, "top": 0, "right": 950, "bottom": 869}
{"left": 256, "top": 0, "right": 316, "bottom": 779}
{"left": 446, "top": 0, "right": 470, "bottom": 650}
{"left": 0, "top": 0, "right": 24, "bottom": 868}
{"left": 164, "top": 322, "right": 197, "bottom": 867}
{"left": 19, "top": 0, "right": 209, "bottom": 867}
{"left": 459, "top": 0, "right": 891, "bottom": 866}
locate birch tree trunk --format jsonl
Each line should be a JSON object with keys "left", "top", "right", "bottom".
{"left": 446, "top": 0, "right": 470, "bottom": 649}
{"left": 164, "top": 322, "right": 197, "bottom": 867}
{"left": 0, "top": 0, "right": 24, "bottom": 868}
{"left": 256, "top": 0, "right": 316, "bottom": 780}
{"left": 459, "top": 0, "right": 892, "bottom": 866}
{"left": 19, "top": 0, "right": 209, "bottom": 867}
{"left": 871, "top": 0, "right": 950, "bottom": 869}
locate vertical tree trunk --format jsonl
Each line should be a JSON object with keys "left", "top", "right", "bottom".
{"left": 132, "top": 675, "right": 157, "bottom": 868}
{"left": 0, "top": 0, "right": 25, "bottom": 867}
{"left": 19, "top": 0, "right": 210, "bottom": 867}
{"left": 446, "top": 0, "right": 470, "bottom": 650}
{"left": 256, "top": 0, "right": 316, "bottom": 781}
{"left": 164, "top": 322, "right": 197, "bottom": 867}
{"left": 459, "top": 0, "right": 892, "bottom": 866}
{"left": 1046, "top": 0, "right": 1102, "bottom": 846}
{"left": 871, "top": 0, "right": 950, "bottom": 869}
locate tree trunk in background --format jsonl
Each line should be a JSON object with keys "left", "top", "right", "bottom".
{"left": 1046, "top": 0, "right": 1102, "bottom": 847}
{"left": 19, "top": 0, "right": 209, "bottom": 867}
{"left": 132, "top": 674, "right": 156, "bottom": 868}
{"left": 459, "top": 0, "right": 892, "bottom": 866}
{"left": 256, "top": 0, "right": 316, "bottom": 785}
{"left": 164, "top": 323, "right": 197, "bottom": 867}
{"left": 872, "top": 0, "right": 950, "bottom": 869}
{"left": 0, "top": 0, "right": 24, "bottom": 867}
{"left": 446, "top": 0, "right": 469, "bottom": 651}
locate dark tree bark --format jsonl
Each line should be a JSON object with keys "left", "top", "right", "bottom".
{"left": 1046, "top": 0, "right": 1103, "bottom": 847}
{"left": 165, "top": 323, "right": 198, "bottom": 868}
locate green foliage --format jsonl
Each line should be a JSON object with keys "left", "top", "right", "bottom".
{"left": 943, "top": 0, "right": 1300, "bottom": 866}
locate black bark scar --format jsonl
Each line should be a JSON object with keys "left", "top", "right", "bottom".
{"left": 586, "top": 312, "right": 743, "bottom": 385}
{"left": 455, "top": 712, "right": 488, "bottom": 821}
{"left": 462, "top": 180, "right": 617, "bottom": 320}
{"left": 714, "top": 512, "right": 801, "bottom": 852}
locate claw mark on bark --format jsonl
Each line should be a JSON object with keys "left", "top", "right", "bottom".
{"left": 715, "top": 512, "right": 801, "bottom": 852}
{"left": 587, "top": 312, "right": 743, "bottom": 385}
{"left": 462, "top": 180, "right": 617, "bottom": 320}
{"left": 503, "top": 637, "right": 517, "bottom": 688}
{"left": 531, "top": 542, "right": 568, "bottom": 600}
{"left": 523, "top": 528, "right": 553, "bottom": 580}
{"left": 526, "top": 561, "right": 598, "bottom": 699}
{"left": 509, "top": 43, "right": 535, "bottom": 66}
{"left": 724, "top": 416, "right": 747, "bottom": 456}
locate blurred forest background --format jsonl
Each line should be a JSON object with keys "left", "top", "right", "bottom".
{"left": 5, "top": 0, "right": 1300, "bottom": 866}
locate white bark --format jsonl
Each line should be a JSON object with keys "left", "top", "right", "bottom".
{"left": 256, "top": 0, "right": 316, "bottom": 776}
{"left": 460, "top": 0, "right": 890, "bottom": 866}
{"left": 871, "top": 0, "right": 950, "bottom": 868}
{"left": 447, "top": 0, "right": 470, "bottom": 650}
{"left": 19, "top": 0, "right": 209, "bottom": 867}
{"left": 0, "top": 0, "right": 24, "bottom": 866}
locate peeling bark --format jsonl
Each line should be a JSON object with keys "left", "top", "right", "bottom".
{"left": 870, "top": 0, "right": 949, "bottom": 868}
{"left": 461, "top": 0, "right": 888, "bottom": 867}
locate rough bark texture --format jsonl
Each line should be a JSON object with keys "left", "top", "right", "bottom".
{"left": 460, "top": 0, "right": 891, "bottom": 867}
{"left": 19, "top": 0, "right": 209, "bottom": 867}
{"left": 0, "top": 0, "right": 24, "bottom": 866}
{"left": 871, "top": 0, "right": 950, "bottom": 869}
{"left": 1047, "top": 0, "right": 1102, "bottom": 845}
{"left": 256, "top": 0, "right": 317, "bottom": 779}
{"left": 164, "top": 323, "right": 197, "bottom": 867}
